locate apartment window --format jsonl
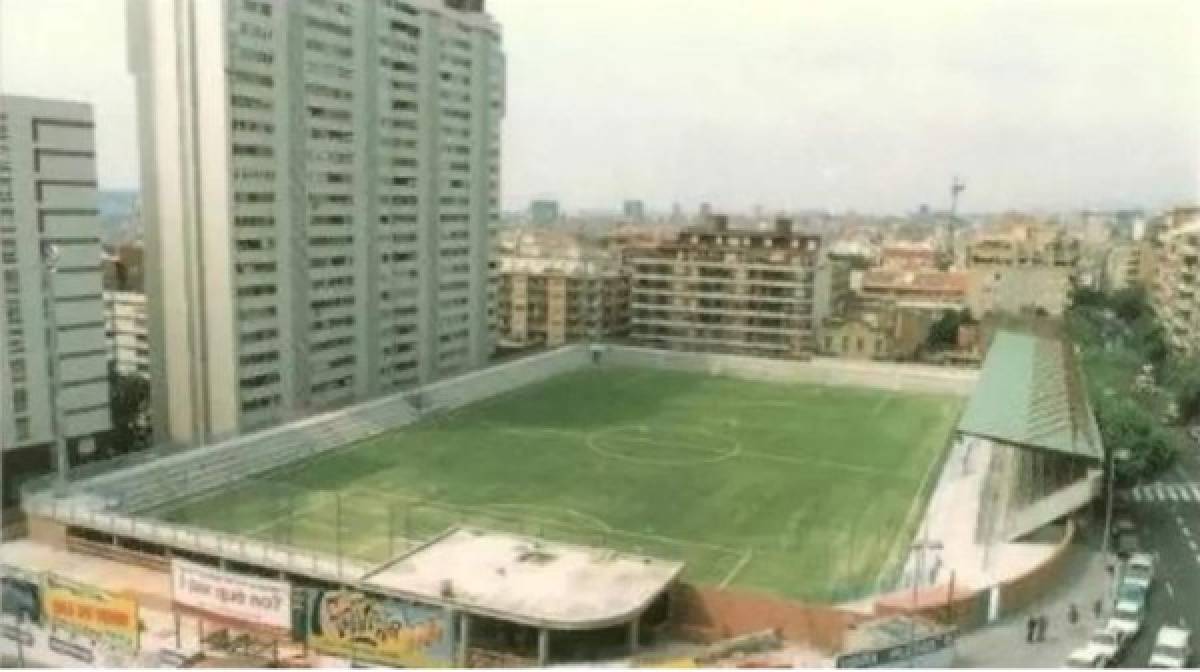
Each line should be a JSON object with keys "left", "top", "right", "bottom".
{"left": 10, "top": 358, "right": 24, "bottom": 383}
{"left": 12, "top": 388, "right": 27, "bottom": 413}
{"left": 15, "top": 417, "right": 30, "bottom": 441}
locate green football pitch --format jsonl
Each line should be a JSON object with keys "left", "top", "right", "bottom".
{"left": 149, "top": 366, "right": 962, "bottom": 601}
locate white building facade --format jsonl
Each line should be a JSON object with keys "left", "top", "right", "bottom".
{"left": 0, "top": 96, "right": 111, "bottom": 457}
{"left": 127, "top": 0, "right": 504, "bottom": 444}
{"left": 104, "top": 290, "right": 151, "bottom": 378}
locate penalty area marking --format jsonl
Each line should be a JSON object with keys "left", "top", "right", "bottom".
{"left": 719, "top": 549, "right": 754, "bottom": 588}
{"left": 739, "top": 449, "right": 894, "bottom": 477}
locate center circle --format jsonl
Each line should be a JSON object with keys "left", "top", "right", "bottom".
{"left": 587, "top": 425, "right": 741, "bottom": 466}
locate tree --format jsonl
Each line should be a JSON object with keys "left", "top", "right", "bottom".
{"left": 1165, "top": 356, "right": 1200, "bottom": 424}
{"left": 96, "top": 370, "right": 151, "bottom": 460}
{"left": 926, "top": 309, "right": 976, "bottom": 351}
{"left": 1110, "top": 287, "right": 1151, "bottom": 324}
{"left": 1093, "top": 393, "right": 1177, "bottom": 484}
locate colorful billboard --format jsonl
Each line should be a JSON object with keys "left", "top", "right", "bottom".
{"left": 42, "top": 574, "right": 139, "bottom": 653}
{"left": 304, "top": 589, "right": 454, "bottom": 667}
{"left": 171, "top": 559, "right": 291, "bottom": 630}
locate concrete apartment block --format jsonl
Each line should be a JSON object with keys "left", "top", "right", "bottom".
{"left": 0, "top": 95, "right": 111, "bottom": 459}
{"left": 127, "top": 0, "right": 504, "bottom": 444}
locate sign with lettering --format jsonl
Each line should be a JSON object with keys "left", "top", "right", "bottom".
{"left": 171, "top": 559, "right": 291, "bottom": 630}
{"left": 304, "top": 589, "right": 454, "bottom": 667}
{"left": 835, "top": 631, "right": 956, "bottom": 668}
{"left": 42, "top": 574, "right": 139, "bottom": 653}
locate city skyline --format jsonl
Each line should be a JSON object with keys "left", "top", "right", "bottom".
{"left": 1, "top": 0, "right": 1197, "bottom": 214}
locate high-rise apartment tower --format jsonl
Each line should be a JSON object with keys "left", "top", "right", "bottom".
{"left": 127, "top": 0, "right": 504, "bottom": 444}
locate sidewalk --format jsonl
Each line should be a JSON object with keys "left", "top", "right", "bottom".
{"left": 954, "top": 524, "right": 1115, "bottom": 667}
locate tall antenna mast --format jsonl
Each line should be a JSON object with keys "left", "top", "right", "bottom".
{"left": 947, "top": 175, "right": 966, "bottom": 265}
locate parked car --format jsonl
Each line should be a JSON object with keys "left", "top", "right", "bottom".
{"left": 1116, "top": 579, "right": 1148, "bottom": 610}
{"left": 1107, "top": 598, "right": 1144, "bottom": 640}
{"left": 1149, "top": 626, "right": 1192, "bottom": 668}
{"left": 1066, "top": 627, "right": 1127, "bottom": 668}
{"left": 1124, "top": 552, "right": 1156, "bottom": 590}
{"left": 1115, "top": 532, "right": 1140, "bottom": 560}
{"left": 1112, "top": 516, "right": 1136, "bottom": 539}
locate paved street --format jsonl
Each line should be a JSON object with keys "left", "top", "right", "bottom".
{"left": 1117, "top": 434, "right": 1200, "bottom": 667}
{"left": 955, "top": 520, "right": 1114, "bottom": 668}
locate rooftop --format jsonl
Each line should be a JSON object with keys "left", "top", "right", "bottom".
{"left": 362, "top": 527, "right": 684, "bottom": 630}
{"left": 862, "top": 269, "right": 968, "bottom": 294}
{"left": 957, "top": 331, "right": 1103, "bottom": 461}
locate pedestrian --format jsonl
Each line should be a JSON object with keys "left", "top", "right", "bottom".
{"left": 1037, "top": 614, "right": 1048, "bottom": 642}
{"left": 1093, "top": 598, "right": 1104, "bottom": 618}
{"left": 1025, "top": 616, "right": 1036, "bottom": 643}
{"left": 1067, "top": 603, "right": 1079, "bottom": 625}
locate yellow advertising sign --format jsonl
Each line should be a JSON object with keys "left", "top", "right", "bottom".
{"left": 43, "top": 574, "right": 139, "bottom": 653}
{"left": 305, "top": 589, "right": 453, "bottom": 667}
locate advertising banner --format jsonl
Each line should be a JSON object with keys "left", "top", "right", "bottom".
{"left": 42, "top": 574, "right": 139, "bottom": 654}
{"left": 171, "top": 558, "right": 291, "bottom": 630}
{"left": 304, "top": 589, "right": 454, "bottom": 667}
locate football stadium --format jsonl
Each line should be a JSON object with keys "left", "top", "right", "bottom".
{"left": 14, "top": 345, "right": 996, "bottom": 667}
{"left": 146, "top": 365, "right": 962, "bottom": 601}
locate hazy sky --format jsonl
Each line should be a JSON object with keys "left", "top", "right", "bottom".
{"left": 3, "top": 0, "right": 1198, "bottom": 214}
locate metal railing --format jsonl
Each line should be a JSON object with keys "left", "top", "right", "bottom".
{"left": 26, "top": 497, "right": 370, "bottom": 583}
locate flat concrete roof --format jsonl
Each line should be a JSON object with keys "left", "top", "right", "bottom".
{"left": 362, "top": 528, "right": 684, "bottom": 630}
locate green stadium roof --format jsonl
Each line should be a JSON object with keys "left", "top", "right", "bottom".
{"left": 957, "top": 330, "right": 1103, "bottom": 462}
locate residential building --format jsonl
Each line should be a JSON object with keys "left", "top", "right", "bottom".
{"left": 101, "top": 243, "right": 150, "bottom": 379}
{"left": 0, "top": 95, "right": 111, "bottom": 478}
{"left": 859, "top": 269, "right": 968, "bottom": 313}
{"left": 127, "top": 0, "right": 505, "bottom": 444}
{"left": 497, "top": 229, "right": 629, "bottom": 347}
{"left": 964, "top": 220, "right": 1079, "bottom": 317}
{"left": 103, "top": 291, "right": 150, "bottom": 379}
{"left": 1150, "top": 207, "right": 1200, "bottom": 354}
{"left": 1103, "top": 242, "right": 1150, "bottom": 292}
{"left": 879, "top": 241, "right": 936, "bottom": 270}
{"left": 629, "top": 215, "right": 846, "bottom": 359}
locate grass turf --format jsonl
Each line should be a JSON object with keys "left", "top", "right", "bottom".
{"left": 150, "top": 366, "right": 962, "bottom": 601}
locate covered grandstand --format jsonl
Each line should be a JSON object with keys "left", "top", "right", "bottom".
{"left": 959, "top": 330, "right": 1104, "bottom": 544}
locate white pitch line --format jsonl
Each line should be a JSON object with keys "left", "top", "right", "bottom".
{"left": 719, "top": 549, "right": 754, "bottom": 588}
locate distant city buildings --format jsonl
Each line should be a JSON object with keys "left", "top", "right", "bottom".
{"left": 1149, "top": 207, "right": 1200, "bottom": 354}
{"left": 630, "top": 215, "right": 846, "bottom": 359}
{"left": 0, "top": 95, "right": 111, "bottom": 472}
{"left": 622, "top": 199, "right": 645, "bottom": 222}
{"left": 530, "top": 199, "right": 560, "bottom": 226}
{"left": 128, "top": 0, "right": 505, "bottom": 444}
{"left": 496, "top": 229, "right": 629, "bottom": 347}
{"left": 963, "top": 219, "right": 1079, "bottom": 318}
